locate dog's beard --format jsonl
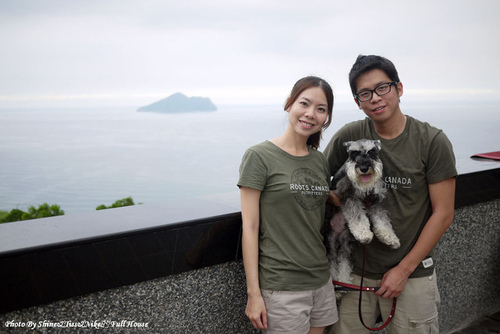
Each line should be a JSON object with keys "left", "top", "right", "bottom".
{"left": 346, "top": 159, "right": 383, "bottom": 193}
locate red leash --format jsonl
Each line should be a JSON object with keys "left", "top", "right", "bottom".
{"left": 333, "top": 280, "right": 379, "bottom": 292}
{"left": 333, "top": 245, "right": 397, "bottom": 332}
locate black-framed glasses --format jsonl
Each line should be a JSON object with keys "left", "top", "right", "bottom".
{"left": 355, "top": 81, "right": 398, "bottom": 102}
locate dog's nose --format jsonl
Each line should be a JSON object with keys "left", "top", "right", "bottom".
{"left": 359, "top": 165, "right": 370, "bottom": 173}
{"left": 358, "top": 155, "right": 372, "bottom": 173}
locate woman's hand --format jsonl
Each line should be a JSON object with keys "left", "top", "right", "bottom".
{"left": 246, "top": 294, "right": 268, "bottom": 330}
{"left": 328, "top": 190, "right": 341, "bottom": 206}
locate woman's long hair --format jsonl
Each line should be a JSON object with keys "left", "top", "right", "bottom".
{"left": 284, "top": 76, "right": 334, "bottom": 149}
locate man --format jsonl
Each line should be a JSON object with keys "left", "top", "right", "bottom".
{"left": 324, "top": 55, "right": 457, "bottom": 333}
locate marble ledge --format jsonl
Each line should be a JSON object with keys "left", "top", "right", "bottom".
{"left": 0, "top": 191, "right": 242, "bottom": 255}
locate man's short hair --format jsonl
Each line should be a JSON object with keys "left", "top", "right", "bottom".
{"left": 348, "top": 55, "right": 400, "bottom": 96}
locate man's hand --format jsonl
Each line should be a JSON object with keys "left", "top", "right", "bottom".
{"left": 375, "top": 265, "right": 410, "bottom": 299}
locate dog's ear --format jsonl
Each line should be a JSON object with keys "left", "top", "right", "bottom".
{"left": 343, "top": 141, "right": 353, "bottom": 151}
{"left": 374, "top": 140, "right": 382, "bottom": 152}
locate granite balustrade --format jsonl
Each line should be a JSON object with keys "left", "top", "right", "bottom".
{"left": 0, "top": 158, "right": 499, "bottom": 333}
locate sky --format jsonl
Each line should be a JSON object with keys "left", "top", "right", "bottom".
{"left": 1, "top": 0, "right": 499, "bottom": 109}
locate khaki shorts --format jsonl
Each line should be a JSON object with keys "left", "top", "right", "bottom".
{"left": 328, "top": 271, "right": 440, "bottom": 334}
{"left": 261, "top": 278, "right": 338, "bottom": 334}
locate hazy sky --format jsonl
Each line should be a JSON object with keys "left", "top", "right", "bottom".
{"left": 1, "top": 0, "right": 499, "bottom": 108}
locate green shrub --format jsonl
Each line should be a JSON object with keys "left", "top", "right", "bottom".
{"left": 1, "top": 204, "right": 64, "bottom": 223}
{"left": 96, "top": 196, "right": 135, "bottom": 210}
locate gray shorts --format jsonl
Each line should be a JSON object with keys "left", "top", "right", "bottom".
{"left": 261, "top": 278, "right": 338, "bottom": 334}
{"left": 328, "top": 271, "right": 440, "bottom": 334}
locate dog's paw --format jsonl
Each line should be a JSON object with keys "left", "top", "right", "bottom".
{"left": 349, "top": 217, "right": 373, "bottom": 244}
{"left": 375, "top": 230, "right": 401, "bottom": 249}
{"left": 352, "top": 229, "right": 373, "bottom": 244}
{"left": 335, "top": 290, "right": 347, "bottom": 300}
{"left": 388, "top": 237, "right": 401, "bottom": 249}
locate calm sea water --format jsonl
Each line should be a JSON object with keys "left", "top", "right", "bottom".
{"left": 1, "top": 101, "right": 499, "bottom": 214}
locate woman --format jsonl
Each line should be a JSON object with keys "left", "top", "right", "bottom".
{"left": 238, "top": 76, "right": 338, "bottom": 334}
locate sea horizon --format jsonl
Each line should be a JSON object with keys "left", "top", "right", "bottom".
{"left": 1, "top": 100, "right": 499, "bottom": 215}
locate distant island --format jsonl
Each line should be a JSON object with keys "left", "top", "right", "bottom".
{"left": 137, "top": 93, "right": 217, "bottom": 113}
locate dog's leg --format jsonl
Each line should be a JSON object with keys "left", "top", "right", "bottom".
{"left": 328, "top": 233, "right": 341, "bottom": 281}
{"left": 333, "top": 230, "right": 354, "bottom": 300}
{"left": 369, "top": 205, "right": 400, "bottom": 249}
{"left": 336, "top": 233, "right": 353, "bottom": 284}
{"left": 328, "top": 212, "right": 345, "bottom": 281}
{"left": 342, "top": 198, "right": 373, "bottom": 244}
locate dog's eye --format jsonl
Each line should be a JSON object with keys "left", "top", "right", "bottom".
{"left": 350, "top": 151, "right": 360, "bottom": 159}
{"left": 368, "top": 149, "right": 378, "bottom": 158}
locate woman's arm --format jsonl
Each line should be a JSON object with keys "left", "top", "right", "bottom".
{"left": 240, "top": 186, "right": 267, "bottom": 330}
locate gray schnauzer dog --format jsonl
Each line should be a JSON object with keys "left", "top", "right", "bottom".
{"left": 323, "top": 139, "right": 400, "bottom": 290}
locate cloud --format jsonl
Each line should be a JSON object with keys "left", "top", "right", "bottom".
{"left": 1, "top": 0, "right": 499, "bottom": 108}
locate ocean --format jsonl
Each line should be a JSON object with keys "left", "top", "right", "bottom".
{"left": 1, "top": 101, "right": 499, "bottom": 214}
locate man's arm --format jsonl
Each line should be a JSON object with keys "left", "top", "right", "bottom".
{"left": 375, "top": 177, "right": 456, "bottom": 299}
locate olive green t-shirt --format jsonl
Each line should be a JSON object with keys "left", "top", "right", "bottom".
{"left": 323, "top": 116, "right": 457, "bottom": 279}
{"left": 238, "top": 140, "right": 331, "bottom": 290}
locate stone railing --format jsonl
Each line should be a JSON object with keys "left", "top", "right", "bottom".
{"left": 0, "top": 159, "right": 499, "bottom": 333}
